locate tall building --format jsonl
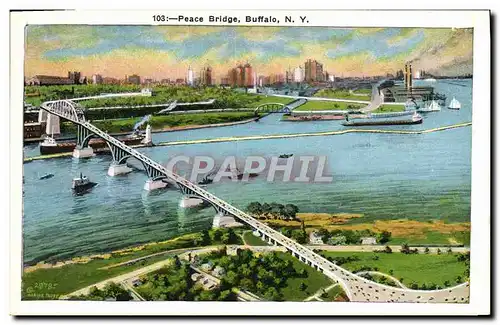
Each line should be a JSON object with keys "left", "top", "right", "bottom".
{"left": 226, "top": 63, "right": 253, "bottom": 87}
{"left": 243, "top": 63, "right": 253, "bottom": 87}
{"left": 92, "top": 74, "right": 103, "bottom": 84}
{"left": 200, "top": 66, "right": 212, "bottom": 86}
{"left": 404, "top": 63, "right": 413, "bottom": 90}
{"left": 187, "top": 66, "right": 195, "bottom": 86}
{"left": 294, "top": 66, "right": 304, "bottom": 83}
{"left": 127, "top": 74, "right": 141, "bottom": 85}
{"left": 304, "top": 59, "right": 324, "bottom": 83}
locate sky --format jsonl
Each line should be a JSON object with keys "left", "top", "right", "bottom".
{"left": 24, "top": 26, "right": 474, "bottom": 80}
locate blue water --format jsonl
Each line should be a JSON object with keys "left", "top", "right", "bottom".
{"left": 22, "top": 79, "right": 472, "bottom": 264}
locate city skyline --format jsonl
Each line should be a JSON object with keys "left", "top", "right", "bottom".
{"left": 25, "top": 26, "right": 473, "bottom": 80}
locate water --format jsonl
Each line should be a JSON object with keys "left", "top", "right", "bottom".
{"left": 22, "top": 79, "right": 472, "bottom": 264}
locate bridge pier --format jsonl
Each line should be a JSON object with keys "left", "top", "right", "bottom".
{"left": 179, "top": 196, "right": 205, "bottom": 209}
{"left": 143, "top": 179, "right": 168, "bottom": 191}
{"left": 72, "top": 146, "right": 95, "bottom": 159}
{"left": 107, "top": 163, "right": 133, "bottom": 177}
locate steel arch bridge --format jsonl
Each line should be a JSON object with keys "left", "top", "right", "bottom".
{"left": 39, "top": 98, "right": 470, "bottom": 304}
{"left": 254, "top": 103, "right": 291, "bottom": 114}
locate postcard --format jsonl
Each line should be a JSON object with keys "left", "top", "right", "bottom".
{"left": 10, "top": 9, "right": 491, "bottom": 316}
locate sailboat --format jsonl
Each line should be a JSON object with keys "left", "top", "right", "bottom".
{"left": 448, "top": 97, "right": 461, "bottom": 110}
{"left": 418, "top": 100, "right": 441, "bottom": 112}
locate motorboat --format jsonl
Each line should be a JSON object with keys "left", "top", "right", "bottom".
{"left": 72, "top": 173, "right": 97, "bottom": 194}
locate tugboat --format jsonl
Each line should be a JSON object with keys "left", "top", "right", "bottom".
{"left": 72, "top": 173, "right": 97, "bottom": 195}
{"left": 198, "top": 173, "right": 214, "bottom": 186}
{"left": 279, "top": 154, "right": 293, "bottom": 159}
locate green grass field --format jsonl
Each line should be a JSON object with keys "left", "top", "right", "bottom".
{"left": 372, "top": 104, "right": 406, "bottom": 113}
{"left": 250, "top": 96, "right": 294, "bottom": 107}
{"left": 319, "top": 252, "right": 467, "bottom": 287}
{"left": 294, "top": 100, "right": 365, "bottom": 111}
{"left": 314, "top": 89, "right": 371, "bottom": 101}
{"left": 276, "top": 253, "right": 334, "bottom": 301}
{"left": 242, "top": 231, "right": 270, "bottom": 246}
{"left": 62, "top": 112, "right": 259, "bottom": 134}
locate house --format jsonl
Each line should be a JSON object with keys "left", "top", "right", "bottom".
{"left": 309, "top": 231, "right": 324, "bottom": 245}
{"left": 200, "top": 261, "right": 214, "bottom": 272}
{"left": 212, "top": 266, "right": 226, "bottom": 278}
{"left": 361, "top": 237, "right": 377, "bottom": 245}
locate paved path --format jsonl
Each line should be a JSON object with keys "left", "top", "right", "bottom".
{"left": 355, "top": 271, "right": 407, "bottom": 289}
{"left": 304, "top": 283, "right": 340, "bottom": 302}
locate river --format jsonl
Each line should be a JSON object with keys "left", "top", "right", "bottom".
{"left": 22, "top": 79, "right": 472, "bottom": 264}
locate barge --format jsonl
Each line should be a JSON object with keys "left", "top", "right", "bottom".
{"left": 342, "top": 112, "right": 423, "bottom": 126}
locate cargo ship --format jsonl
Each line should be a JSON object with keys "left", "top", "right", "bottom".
{"left": 39, "top": 130, "right": 145, "bottom": 155}
{"left": 342, "top": 112, "right": 423, "bottom": 126}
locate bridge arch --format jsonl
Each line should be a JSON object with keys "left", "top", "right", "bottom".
{"left": 254, "top": 103, "right": 290, "bottom": 114}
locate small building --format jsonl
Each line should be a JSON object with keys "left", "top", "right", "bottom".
{"left": 212, "top": 266, "right": 226, "bottom": 278}
{"left": 24, "top": 122, "right": 43, "bottom": 139}
{"left": 141, "top": 88, "right": 152, "bottom": 96}
{"left": 361, "top": 237, "right": 377, "bottom": 245}
{"left": 200, "top": 261, "right": 214, "bottom": 272}
{"left": 191, "top": 273, "right": 202, "bottom": 282}
{"left": 309, "top": 231, "right": 324, "bottom": 245}
{"left": 131, "top": 279, "right": 143, "bottom": 287}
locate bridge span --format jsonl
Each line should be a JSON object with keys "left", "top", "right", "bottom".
{"left": 39, "top": 98, "right": 470, "bottom": 303}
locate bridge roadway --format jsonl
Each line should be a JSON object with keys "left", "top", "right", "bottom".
{"left": 40, "top": 99, "right": 470, "bottom": 303}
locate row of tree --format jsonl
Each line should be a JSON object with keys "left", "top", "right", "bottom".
{"left": 246, "top": 202, "right": 299, "bottom": 220}
{"left": 71, "top": 282, "right": 132, "bottom": 301}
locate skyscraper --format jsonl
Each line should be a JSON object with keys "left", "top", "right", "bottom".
{"left": 294, "top": 66, "right": 304, "bottom": 83}
{"left": 243, "top": 63, "right": 253, "bottom": 87}
{"left": 187, "top": 66, "right": 195, "bottom": 86}
{"left": 200, "top": 66, "right": 212, "bottom": 86}
{"left": 304, "top": 59, "right": 324, "bottom": 83}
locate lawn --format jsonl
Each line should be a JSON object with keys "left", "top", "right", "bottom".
{"left": 319, "top": 252, "right": 468, "bottom": 288}
{"left": 294, "top": 100, "right": 365, "bottom": 111}
{"left": 314, "top": 89, "right": 371, "bottom": 101}
{"left": 242, "top": 231, "right": 270, "bottom": 246}
{"left": 62, "top": 112, "right": 260, "bottom": 134}
{"left": 372, "top": 104, "right": 406, "bottom": 113}
{"left": 21, "top": 231, "right": 229, "bottom": 299}
{"left": 276, "top": 253, "right": 334, "bottom": 301}
{"left": 354, "top": 88, "right": 373, "bottom": 95}
{"left": 250, "top": 95, "right": 295, "bottom": 107}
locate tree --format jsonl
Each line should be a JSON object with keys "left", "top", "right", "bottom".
{"left": 210, "top": 229, "right": 223, "bottom": 242}
{"left": 218, "top": 290, "right": 233, "bottom": 301}
{"left": 456, "top": 276, "right": 463, "bottom": 284}
{"left": 389, "top": 269, "right": 394, "bottom": 276}
{"left": 400, "top": 243, "right": 411, "bottom": 254}
{"left": 200, "top": 230, "right": 211, "bottom": 245}
{"left": 437, "top": 248, "right": 442, "bottom": 255}
{"left": 292, "top": 229, "right": 307, "bottom": 244}
{"left": 173, "top": 255, "right": 182, "bottom": 269}
{"left": 225, "top": 270, "right": 239, "bottom": 287}
{"left": 447, "top": 247, "right": 453, "bottom": 254}
{"left": 264, "top": 287, "right": 282, "bottom": 301}
{"left": 378, "top": 231, "right": 392, "bottom": 244}
{"left": 246, "top": 202, "right": 263, "bottom": 215}
{"left": 299, "top": 282, "right": 308, "bottom": 291}
{"left": 424, "top": 247, "right": 430, "bottom": 254}
{"left": 383, "top": 245, "right": 392, "bottom": 254}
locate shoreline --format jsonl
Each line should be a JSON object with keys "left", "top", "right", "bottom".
{"left": 24, "top": 115, "right": 262, "bottom": 144}
{"left": 23, "top": 216, "right": 471, "bottom": 273}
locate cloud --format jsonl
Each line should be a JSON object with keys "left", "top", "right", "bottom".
{"left": 25, "top": 25, "right": 473, "bottom": 79}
